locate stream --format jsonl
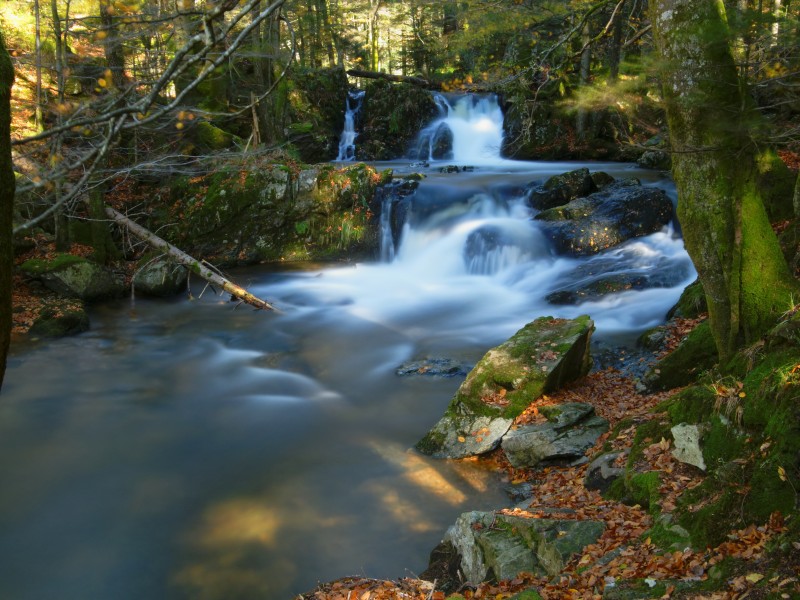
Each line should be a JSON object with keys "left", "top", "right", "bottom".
{"left": 0, "top": 95, "right": 695, "bottom": 600}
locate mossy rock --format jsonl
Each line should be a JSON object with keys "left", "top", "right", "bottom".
{"left": 667, "top": 279, "right": 707, "bottom": 319}
{"left": 160, "top": 162, "right": 387, "bottom": 265}
{"left": 132, "top": 254, "right": 187, "bottom": 297}
{"left": 28, "top": 299, "right": 89, "bottom": 337}
{"left": 194, "top": 121, "right": 236, "bottom": 151}
{"left": 640, "top": 321, "right": 718, "bottom": 391}
{"left": 20, "top": 254, "right": 125, "bottom": 301}
{"left": 416, "top": 315, "right": 594, "bottom": 458}
{"left": 359, "top": 79, "right": 439, "bottom": 160}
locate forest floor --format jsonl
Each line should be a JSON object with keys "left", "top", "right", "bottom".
{"left": 298, "top": 318, "right": 800, "bottom": 600}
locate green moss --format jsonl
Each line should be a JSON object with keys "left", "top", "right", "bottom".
{"left": 668, "top": 279, "right": 707, "bottom": 319}
{"left": 664, "top": 385, "right": 718, "bottom": 425}
{"left": 195, "top": 121, "right": 234, "bottom": 150}
{"left": 628, "top": 471, "right": 662, "bottom": 512}
{"left": 643, "top": 321, "right": 718, "bottom": 391}
{"left": 20, "top": 253, "right": 87, "bottom": 275}
{"left": 452, "top": 315, "right": 593, "bottom": 419}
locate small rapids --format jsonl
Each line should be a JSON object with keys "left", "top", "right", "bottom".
{"left": 0, "top": 92, "right": 695, "bottom": 600}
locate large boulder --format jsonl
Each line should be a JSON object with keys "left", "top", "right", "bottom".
{"left": 501, "top": 402, "right": 609, "bottom": 468}
{"left": 415, "top": 316, "right": 594, "bottom": 459}
{"left": 534, "top": 179, "right": 674, "bottom": 256}
{"left": 358, "top": 79, "right": 439, "bottom": 160}
{"left": 526, "top": 168, "right": 597, "bottom": 211}
{"left": 442, "top": 511, "right": 605, "bottom": 582}
{"left": 20, "top": 254, "right": 125, "bottom": 301}
{"left": 132, "top": 255, "right": 187, "bottom": 297}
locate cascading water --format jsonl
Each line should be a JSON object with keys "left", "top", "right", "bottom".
{"left": 412, "top": 93, "right": 505, "bottom": 163}
{"left": 0, "top": 91, "right": 697, "bottom": 600}
{"left": 336, "top": 89, "right": 365, "bottom": 161}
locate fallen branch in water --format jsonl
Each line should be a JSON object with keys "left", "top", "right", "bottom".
{"left": 104, "top": 205, "right": 281, "bottom": 313}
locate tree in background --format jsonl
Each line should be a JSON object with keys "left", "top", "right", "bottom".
{"left": 0, "top": 31, "right": 15, "bottom": 391}
{"left": 651, "top": 0, "right": 798, "bottom": 365}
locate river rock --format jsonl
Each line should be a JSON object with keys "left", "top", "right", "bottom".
{"left": 395, "top": 357, "right": 470, "bottom": 377}
{"left": 415, "top": 316, "right": 594, "bottom": 459}
{"left": 501, "top": 403, "right": 609, "bottom": 468}
{"left": 584, "top": 451, "right": 627, "bottom": 494}
{"left": 442, "top": 511, "right": 605, "bottom": 582}
{"left": 132, "top": 256, "right": 187, "bottom": 297}
{"left": 28, "top": 298, "right": 90, "bottom": 337}
{"left": 671, "top": 423, "right": 707, "bottom": 471}
{"left": 534, "top": 180, "right": 674, "bottom": 256}
{"left": 20, "top": 254, "right": 125, "bottom": 301}
{"left": 526, "top": 168, "right": 596, "bottom": 211}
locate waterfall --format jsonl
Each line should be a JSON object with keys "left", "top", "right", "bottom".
{"left": 412, "top": 93, "right": 505, "bottom": 163}
{"left": 336, "top": 89, "right": 365, "bottom": 161}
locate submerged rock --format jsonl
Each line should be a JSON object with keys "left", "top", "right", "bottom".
{"left": 415, "top": 316, "right": 594, "bottom": 459}
{"left": 535, "top": 180, "right": 674, "bottom": 256}
{"left": 441, "top": 510, "right": 605, "bottom": 582}
{"left": 395, "top": 357, "right": 470, "bottom": 378}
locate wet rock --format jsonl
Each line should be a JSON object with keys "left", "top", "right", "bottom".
{"left": 501, "top": 403, "right": 609, "bottom": 468}
{"left": 534, "top": 180, "right": 674, "bottom": 256}
{"left": 526, "top": 168, "right": 596, "bottom": 211}
{"left": 637, "top": 149, "right": 672, "bottom": 171}
{"left": 132, "top": 256, "right": 187, "bottom": 297}
{"left": 671, "top": 423, "right": 707, "bottom": 471}
{"left": 415, "top": 316, "right": 594, "bottom": 459}
{"left": 20, "top": 254, "right": 125, "bottom": 301}
{"left": 430, "top": 123, "right": 454, "bottom": 160}
{"left": 28, "top": 299, "right": 90, "bottom": 337}
{"left": 584, "top": 451, "right": 627, "bottom": 494}
{"left": 395, "top": 357, "right": 470, "bottom": 378}
{"left": 442, "top": 510, "right": 605, "bottom": 581}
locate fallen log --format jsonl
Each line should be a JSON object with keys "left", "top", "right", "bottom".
{"left": 104, "top": 205, "right": 281, "bottom": 313}
{"left": 345, "top": 69, "right": 438, "bottom": 90}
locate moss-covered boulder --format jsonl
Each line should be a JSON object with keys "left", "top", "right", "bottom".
{"left": 358, "top": 79, "right": 439, "bottom": 160}
{"left": 639, "top": 321, "right": 718, "bottom": 391}
{"left": 28, "top": 298, "right": 90, "bottom": 337}
{"left": 415, "top": 315, "right": 594, "bottom": 459}
{"left": 442, "top": 510, "right": 605, "bottom": 582}
{"left": 132, "top": 255, "right": 187, "bottom": 297}
{"left": 158, "top": 161, "right": 390, "bottom": 266}
{"left": 20, "top": 254, "right": 125, "bottom": 301}
{"left": 282, "top": 67, "right": 351, "bottom": 162}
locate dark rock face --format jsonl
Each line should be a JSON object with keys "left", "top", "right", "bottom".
{"left": 133, "top": 257, "right": 187, "bottom": 297}
{"left": 534, "top": 180, "right": 674, "bottom": 256}
{"left": 526, "top": 168, "right": 597, "bottom": 211}
{"left": 358, "top": 79, "right": 439, "bottom": 160}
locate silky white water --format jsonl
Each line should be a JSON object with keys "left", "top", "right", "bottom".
{"left": 0, "top": 94, "right": 695, "bottom": 600}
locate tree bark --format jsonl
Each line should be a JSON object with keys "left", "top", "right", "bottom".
{"left": 651, "top": 0, "right": 798, "bottom": 365}
{"left": 103, "top": 206, "right": 280, "bottom": 312}
{"left": 0, "top": 31, "right": 14, "bottom": 391}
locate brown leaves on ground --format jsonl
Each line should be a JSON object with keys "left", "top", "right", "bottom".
{"left": 304, "top": 365, "right": 799, "bottom": 600}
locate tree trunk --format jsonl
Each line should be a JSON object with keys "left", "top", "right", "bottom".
{"left": 576, "top": 21, "right": 592, "bottom": 140}
{"left": 345, "top": 68, "right": 435, "bottom": 89}
{"left": 103, "top": 206, "right": 280, "bottom": 312}
{"left": 0, "top": 31, "right": 14, "bottom": 390}
{"left": 651, "top": 0, "right": 798, "bottom": 365}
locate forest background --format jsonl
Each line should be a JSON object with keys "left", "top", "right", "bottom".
{"left": 0, "top": 0, "right": 799, "bottom": 391}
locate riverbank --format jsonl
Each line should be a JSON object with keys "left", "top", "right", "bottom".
{"left": 299, "top": 332, "right": 800, "bottom": 599}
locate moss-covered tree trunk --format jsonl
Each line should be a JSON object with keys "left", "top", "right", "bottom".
{"left": 0, "top": 32, "right": 14, "bottom": 390}
{"left": 651, "top": 0, "right": 798, "bottom": 365}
